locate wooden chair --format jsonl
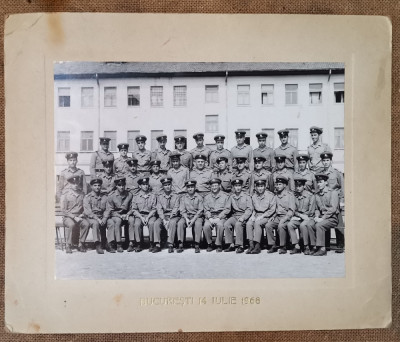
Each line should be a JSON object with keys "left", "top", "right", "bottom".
{"left": 55, "top": 204, "right": 66, "bottom": 250}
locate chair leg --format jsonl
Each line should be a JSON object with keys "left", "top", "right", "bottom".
{"left": 56, "top": 226, "right": 61, "bottom": 250}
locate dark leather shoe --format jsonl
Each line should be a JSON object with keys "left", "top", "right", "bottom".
{"left": 108, "top": 246, "right": 116, "bottom": 253}
{"left": 66, "top": 245, "right": 72, "bottom": 254}
{"left": 267, "top": 246, "right": 278, "bottom": 253}
{"left": 96, "top": 244, "right": 104, "bottom": 254}
{"left": 335, "top": 248, "right": 344, "bottom": 253}
{"left": 246, "top": 247, "right": 254, "bottom": 254}
{"left": 224, "top": 245, "right": 235, "bottom": 252}
{"left": 206, "top": 245, "right": 213, "bottom": 252}
{"left": 168, "top": 246, "right": 174, "bottom": 253}
{"left": 78, "top": 244, "right": 86, "bottom": 253}
{"left": 177, "top": 247, "right": 184, "bottom": 253}
{"left": 149, "top": 245, "right": 154, "bottom": 252}
{"left": 236, "top": 247, "right": 244, "bottom": 254}
{"left": 279, "top": 248, "right": 287, "bottom": 254}
{"left": 152, "top": 246, "right": 161, "bottom": 253}
{"left": 216, "top": 246, "right": 222, "bottom": 253}
{"left": 314, "top": 249, "right": 327, "bottom": 256}
{"left": 195, "top": 246, "right": 200, "bottom": 253}
{"left": 251, "top": 246, "right": 261, "bottom": 254}
{"left": 127, "top": 244, "right": 135, "bottom": 252}
{"left": 310, "top": 247, "right": 318, "bottom": 255}
{"left": 303, "top": 247, "right": 310, "bottom": 255}
{"left": 290, "top": 247, "right": 301, "bottom": 255}
{"left": 135, "top": 246, "right": 143, "bottom": 253}
{"left": 117, "top": 244, "right": 124, "bottom": 253}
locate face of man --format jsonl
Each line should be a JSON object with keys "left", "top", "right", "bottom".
{"left": 104, "top": 165, "right": 112, "bottom": 174}
{"left": 216, "top": 140, "right": 224, "bottom": 150}
{"left": 100, "top": 143, "right": 109, "bottom": 152}
{"left": 119, "top": 149, "right": 128, "bottom": 157}
{"left": 256, "top": 183, "right": 266, "bottom": 195}
{"left": 196, "top": 138, "right": 204, "bottom": 148}
{"left": 258, "top": 138, "right": 266, "bottom": 148}
{"left": 295, "top": 182, "right": 305, "bottom": 194}
{"left": 279, "top": 135, "right": 288, "bottom": 145}
{"left": 196, "top": 159, "right": 205, "bottom": 170}
{"left": 233, "top": 183, "right": 242, "bottom": 194}
{"left": 255, "top": 161, "right": 263, "bottom": 171}
{"left": 237, "top": 161, "right": 245, "bottom": 171}
{"left": 275, "top": 182, "right": 285, "bottom": 192}
{"left": 152, "top": 164, "right": 160, "bottom": 174}
{"left": 211, "top": 183, "right": 220, "bottom": 194}
{"left": 163, "top": 183, "right": 172, "bottom": 193}
{"left": 92, "top": 183, "right": 101, "bottom": 193}
{"left": 322, "top": 158, "right": 331, "bottom": 169}
{"left": 171, "top": 159, "right": 180, "bottom": 169}
{"left": 176, "top": 142, "right": 184, "bottom": 150}
{"left": 311, "top": 132, "right": 319, "bottom": 143}
{"left": 236, "top": 136, "right": 245, "bottom": 145}
{"left": 129, "top": 164, "right": 137, "bottom": 173}
{"left": 67, "top": 157, "right": 77, "bottom": 169}
{"left": 317, "top": 179, "right": 327, "bottom": 191}
{"left": 137, "top": 141, "right": 145, "bottom": 150}
{"left": 218, "top": 160, "right": 227, "bottom": 171}
{"left": 158, "top": 139, "right": 167, "bottom": 149}
{"left": 298, "top": 160, "right": 307, "bottom": 171}
{"left": 71, "top": 182, "right": 79, "bottom": 191}
{"left": 187, "top": 185, "right": 196, "bottom": 195}
{"left": 116, "top": 184, "right": 125, "bottom": 193}
{"left": 277, "top": 161, "right": 285, "bottom": 170}
{"left": 140, "top": 183, "right": 149, "bottom": 192}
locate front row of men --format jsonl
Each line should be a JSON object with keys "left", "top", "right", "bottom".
{"left": 61, "top": 168, "right": 343, "bottom": 256}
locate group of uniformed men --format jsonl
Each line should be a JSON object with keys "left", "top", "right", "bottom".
{"left": 57, "top": 127, "right": 344, "bottom": 256}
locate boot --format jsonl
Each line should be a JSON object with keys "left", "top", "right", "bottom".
{"left": 117, "top": 243, "right": 124, "bottom": 253}
{"left": 66, "top": 244, "right": 72, "bottom": 254}
{"left": 108, "top": 242, "right": 116, "bottom": 253}
{"left": 251, "top": 242, "right": 261, "bottom": 254}
{"left": 127, "top": 242, "right": 135, "bottom": 252}
{"left": 95, "top": 242, "right": 104, "bottom": 254}
{"left": 246, "top": 241, "right": 254, "bottom": 254}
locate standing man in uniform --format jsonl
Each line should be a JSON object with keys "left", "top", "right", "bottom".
{"left": 60, "top": 175, "right": 90, "bottom": 254}
{"left": 212, "top": 156, "right": 233, "bottom": 194}
{"left": 233, "top": 157, "right": 253, "bottom": 194}
{"left": 190, "top": 154, "right": 213, "bottom": 197}
{"left": 167, "top": 151, "right": 190, "bottom": 196}
{"left": 83, "top": 178, "right": 107, "bottom": 254}
{"left": 246, "top": 179, "right": 276, "bottom": 254}
{"left": 203, "top": 178, "right": 231, "bottom": 252}
{"left": 151, "top": 134, "right": 171, "bottom": 174}
{"left": 57, "top": 152, "right": 88, "bottom": 201}
{"left": 273, "top": 155, "right": 295, "bottom": 192}
{"left": 154, "top": 177, "right": 181, "bottom": 253}
{"left": 104, "top": 177, "right": 132, "bottom": 253}
{"left": 113, "top": 143, "right": 130, "bottom": 176}
{"left": 250, "top": 156, "right": 274, "bottom": 194}
{"left": 209, "top": 134, "right": 232, "bottom": 172}
{"left": 274, "top": 129, "right": 299, "bottom": 173}
{"left": 190, "top": 133, "right": 212, "bottom": 166}
{"left": 312, "top": 173, "right": 340, "bottom": 256}
{"left": 253, "top": 132, "right": 275, "bottom": 172}
{"left": 132, "top": 135, "right": 151, "bottom": 177}
{"left": 265, "top": 176, "right": 296, "bottom": 254}
{"left": 149, "top": 160, "right": 163, "bottom": 195}
{"left": 90, "top": 137, "right": 114, "bottom": 179}
{"left": 99, "top": 160, "right": 116, "bottom": 195}
{"left": 223, "top": 178, "right": 253, "bottom": 254}
{"left": 294, "top": 154, "right": 317, "bottom": 193}
{"left": 231, "top": 130, "right": 254, "bottom": 171}
{"left": 177, "top": 180, "right": 204, "bottom": 253}
{"left": 307, "top": 126, "right": 332, "bottom": 173}
{"left": 124, "top": 157, "right": 140, "bottom": 195}
{"left": 286, "top": 176, "right": 315, "bottom": 255}
{"left": 174, "top": 135, "right": 193, "bottom": 170}
{"left": 128, "top": 177, "right": 157, "bottom": 252}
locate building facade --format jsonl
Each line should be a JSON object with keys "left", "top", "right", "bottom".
{"left": 54, "top": 62, "right": 345, "bottom": 175}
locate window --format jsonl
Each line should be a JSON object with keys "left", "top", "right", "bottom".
{"left": 205, "top": 85, "right": 219, "bottom": 103}
{"left": 151, "top": 130, "right": 164, "bottom": 150}
{"left": 127, "top": 86, "right": 140, "bottom": 106}
{"left": 104, "top": 131, "right": 117, "bottom": 151}
{"left": 334, "top": 83, "right": 345, "bottom": 103}
{"left": 335, "top": 128, "right": 344, "bottom": 149}
{"left": 261, "top": 128, "right": 275, "bottom": 148}
{"left": 261, "top": 84, "right": 274, "bottom": 105}
{"left": 80, "top": 131, "right": 93, "bottom": 151}
{"left": 285, "top": 84, "right": 298, "bottom": 105}
{"left": 205, "top": 115, "right": 219, "bottom": 133}
{"left": 58, "top": 87, "right": 70, "bottom": 107}
{"left": 104, "top": 87, "right": 117, "bottom": 107}
{"left": 287, "top": 128, "right": 298, "bottom": 148}
{"left": 57, "top": 131, "right": 70, "bottom": 152}
{"left": 173, "top": 86, "right": 187, "bottom": 106}
{"left": 174, "top": 129, "right": 187, "bottom": 149}
{"left": 127, "top": 130, "right": 140, "bottom": 152}
{"left": 206, "top": 143, "right": 216, "bottom": 150}
{"left": 81, "top": 87, "right": 94, "bottom": 107}
{"left": 238, "top": 128, "right": 251, "bottom": 145}
{"left": 237, "top": 85, "right": 250, "bottom": 105}
{"left": 150, "top": 86, "right": 163, "bottom": 107}
{"left": 309, "top": 83, "right": 322, "bottom": 104}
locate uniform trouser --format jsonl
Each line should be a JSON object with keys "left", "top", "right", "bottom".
{"left": 245, "top": 215, "right": 270, "bottom": 243}
{"left": 154, "top": 217, "right": 180, "bottom": 244}
{"left": 224, "top": 217, "right": 246, "bottom": 246}
{"left": 128, "top": 216, "right": 156, "bottom": 243}
{"left": 63, "top": 217, "right": 90, "bottom": 245}
{"left": 107, "top": 217, "right": 127, "bottom": 243}
{"left": 265, "top": 216, "right": 288, "bottom": 247}
{"left": 316, "top": 217, "right": 339, "bottom": 247}
{"left": 286, "top": 219, "right": 308, "bottom": 245}
{"left": 203, "top": 218, "right": 226, "bottom": 245}
{"left": 177, "top": 217, "right": 204, "bottom": 244}
{"left": 87, "top": 218, "right": 104, "bottom": 243}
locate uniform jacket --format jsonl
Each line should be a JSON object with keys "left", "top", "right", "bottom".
{"left": 104, "top": 190, "right": 132, "bottom": 218}
{"left": 274, "top": 144, "right": 299, "bottom": 171}
{"left": 251, "top": 190, "right": 276, "bottom": 219}
{"left": 60, "top": 188, "right": 85, "bottom": 219}
{"left": 90, "top": 150, "right": 114, "bottom": 178}
{"left": 57, "top": 167, "right": 88, "bottom": 200}
{"left": 233, "top": 169, "right": 253, "bottom": 194}
{"left": 149, "top": 173, "right": 164, "bottom": 195}
{"left": 275, "top": 189, "right": 296, "bottom": 220}
{"left": 250, "top": 169, "right": 274, "bottom": 194}
{"left": 99, "top": 172, "right": 116, "bottom": 195}
{"left": 231, "top": 144, "right": 254, "bottom": 171}
{"left": 273, "top": 168, "right": 295, "bottom": 192}
{"left": 179, "top": 193, "right": 204, "bottom": 219}
{"left": 151, "top": 148, "right": 171, "bottom": 171}
{"left": 132, "top": 149, "right": 152, "bottom": 172}
{"left": 167, "top": 166, "right": 190, "bottom": 194}
{"left": 228, "top": 192, "right": 253, "bottom": 220}
{"left": 315, "top": 187, "right": 340, "bottom": 220}
{"left": 130, "top": 190, "right": 157, "bottom": 216}
{"left": 212, "top": 169, "right": 233, "bottom": 193}
{"left": 294, "top": 169, "right": 317, "bottom": 194}
{"left": 294, "top": 190, "right": 315, "bottom": 217}
{"left": 113, "top": 156, "right": 129, "bottom": 176}
{"left": 253, "top": 146, "right": 275, "bottom": 171}
{"left": 156, "top": 192, "right": 180, "bottom": 219}
{"left": 307, "top": 142, "right": 332, "bottom": 172}
{"left": 203, "top": 191, "right": 231, "bottom": 219}
{"left": 209, "top": 149, "right": 233, "bottom": 172}
{"left": 83, "top": 191, "right": 108, "bottom": 219}
{"left": 190, "top": 168, "right": 213, "bottom": 193}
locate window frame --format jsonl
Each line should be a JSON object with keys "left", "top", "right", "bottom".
{"left": 205, "top": 85, "right": 219, "bottom": 103}
{"left": 261, "top": 84, "right": 274, "bottom": 106}
{"left": 56, "top": 131, "right": 70, "bottom": 152}
{"left": 334, "top": 82, "right": 345, "bottom": 104}
{"left": 334, "top": 127, "right": 345, "bottom": 149}
{"left": 237, "top": 85, "right": 250, "bottom": 106}
{"left": 104, "top": 131, "right": 117, "bottom": 152}
{"left": 285, "top": 84, "right": 298, "bottom": 106}
{"left": 205, "top": 115, "right": 219, "bottom": 133}
{"left": 58, "top": 87, "right": 71, "bottom": 108}
{"left": 81, "top": 87, "right": 94, "bottom": 108}
{"left": 309, "top": 83, "right": 323, "bottom": 105}
{"left": 127, "top": 86, "right": 140, "bottom": 107}
{"left": 173, "top": 85, "right": 187, "bottom": 107}
{"left": 104, "top": 87, "right": 117, "bottom": 107}
{"left": 150, "top": 86, "right": 164, "bottom": 107}
{"left": 80, "top": 131, "right": 94, "bottom": 152}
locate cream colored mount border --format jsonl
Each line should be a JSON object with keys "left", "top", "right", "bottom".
{"left": 5, "top": 13, "right": 391, "bottom": 333}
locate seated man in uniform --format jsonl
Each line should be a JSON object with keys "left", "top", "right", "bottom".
{"left": 151, "top": 134, "right": 171, "bottom": 174}
{"left": 209, "top": 134, "right": 232, "bottom": 173}
{"left": 246, "top": 178, "right": 276, "bottom": 254}
{"left": 250, "top": 156, "right": 274, "bottom": 194}
{"left": 60, "top": 175, "right": 90, "bottom": 254}
{"left": 311, "top": 173, "right": 340, "bottom": 256}
{"left": 90, "top": 137, "right": 114, "bottom": 179}
{"left": 132, "top": 135, "right": 151, "bottom": 176}
{"left": 127, "top": 177, "right": 157, "bottom": 252}
{"left": 212, "top": 156, "right": 233, "bottom": 193}
{"left": 104, "top": 177, "right": 132, "bottom": 253}
{"left": 265, "top": 176, "right": 296, "bottom": 254}
{"left": 203, "top": 178, "right": 231, "bottom": 252}
{"left": 307, "top": 126, "right": 332, "bottom": 173}
{"left": 167, "top": 151, "right": 190, "bottom": 196}
{"left": 223, "top": 178, "right": 253, "bottom": 254}
{"left": 190, "top": 154, "right": 213, "bottom": 197}
{"left": 274, "top": 129, "right": 299, "bottom": 173}
{"left": 149, "top": 160, "right": 163, "bottom": 195}
{"left": 253, "top": 132, "right": 275, "bottom": 172}
{"left": 99, "top": 160, "right": 116, "bottom": 195}
{"left": 286, "top": 176, "right": 315, "bottom": 255}
{"left": 173, "top": 135, "right": 193, "bottom": 170}
{"left": 56, "top": 152, "right": 88, "bottom": 202}
{"left": 190, "top": 133, "right": 212, "bottom": 166}
{"left": 154, "top": 177, "right": 181, "bottom": 253}
{"left": 177, "top": 180, "right": 204, "bottom": 253}
{"left": 233, "top": 157, "right": 253, "bottom": 194}
{"left": 83, "top": 178, "right": 107, "bottom": 254}
{"left": 273, "top": 155, "right": 295, "bottom": 192}
{"left": 231, "top": 130, "right": 254, "bottom": 171}
{"left": 124, "top": 157, "right": 140, "bottom": 195}
{"left": 294, "top": 154, "right": 317, "bottom": 194}
{"left": 113, "top": 143, "right": 130, "bottom": 176}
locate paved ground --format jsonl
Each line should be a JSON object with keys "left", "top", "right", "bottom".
{"left": 56, "top": 245, "right": 345, "bottom": 280}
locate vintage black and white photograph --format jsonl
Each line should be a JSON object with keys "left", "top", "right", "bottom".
{"left": 54, "top": 61, "right": 345, "bottom": 279}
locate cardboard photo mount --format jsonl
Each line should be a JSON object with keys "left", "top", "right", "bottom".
{"left": 4, "top": 13, "right": 391, "bottom": 333}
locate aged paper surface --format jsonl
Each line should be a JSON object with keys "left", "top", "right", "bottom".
{"left": 4, "top": 13, "right": 391, "bottom": 333}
